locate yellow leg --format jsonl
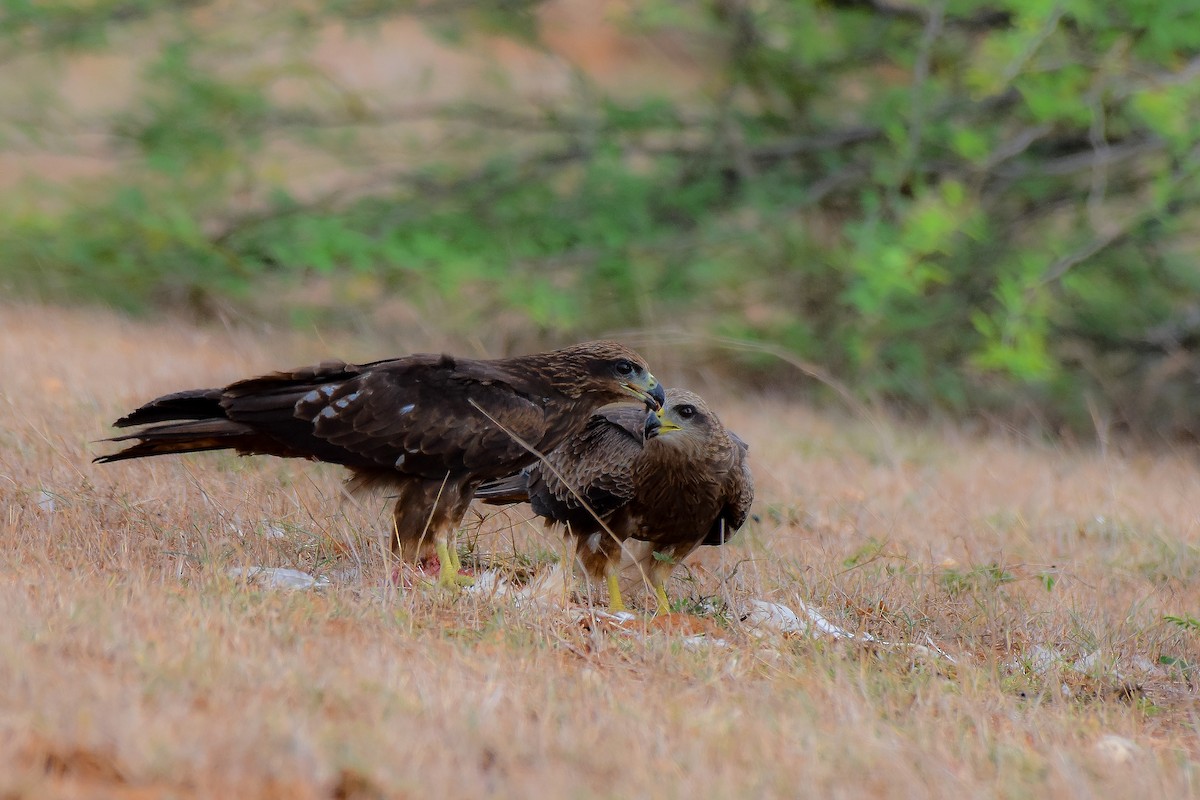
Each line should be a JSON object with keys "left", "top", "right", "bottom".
{"left": 605, "top": 572, "right": 628, "bottom": 613}
{"left": 447, "top": 543, "right": 463, "bottom": 572}
{"left": 654, "top": 583, "right": 672, "bottom": 616}
{"left": 435, "top": 539, "right": 474, "bottom": 588}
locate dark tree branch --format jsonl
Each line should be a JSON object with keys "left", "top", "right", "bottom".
{"left": 821, "top": 0, "right": 1013, "bottom": 30}
{"left": 745, "top": 128, "right": 884, "bottom": 166}
{"left": 329, "top": 0, "right": 546, "bottom": 22}
{"left": 994, "top": 136, "right": 1165, "bottom": 179}
{"left": 1039, "top": 144, "right": 1200, "bottom": 288}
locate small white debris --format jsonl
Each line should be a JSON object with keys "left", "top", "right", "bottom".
{"left": 744, "top": 600, "right": 808, "bottom": 637}
{"left": 1093, "top": 734, "right": 1140, "bottom": 764}
{"left": 263, "top": 523, "right": 288, "bottom": 540}
{"left": 742, "top": 599, "right": 956, "bottom": 663}
{"left": 1006, "top": 646, "right": 1135, "bottom": 680}
{"left": 36, "top": 490, "right": 57, "bottom": 513}
{"left": 683, "top": 634, "right": 730, "bottom": 650}
{"left": 1073, "top": 650, "right": 1101, "bottom": 673}
{"left": 516, "top": 565, "right": 571, "bottom": 607}
{"left": 743, "top": 599, "right": 864, "bottom": 640}
{"left": 913, "top": 634, "right": 958, "bottom": 664}
{"left": 796, "top": 599, "right": 868, "bottom": 640}
{"left": 227, "top": 566, "right": 330, "bottom": 590}
{"left": 465, "top": 569, "right": 507, "bottom": 597}
{"left": 1129, "top": 655, "right": 1164, "bottom": 676}
{"left": 325, "top": 567, "right": 361, "bottom": 584}
{"left": 559, "top": 607, "right": 639, "bottom": 626}
{"left": 464, "top": 564, "right": 574, "bottom": 608}
{"left": 1011, "top": 645, "right": 1062, "bottom": 675}
{"left": 1073, "top": 649, "right": 1129, "bottom": 682}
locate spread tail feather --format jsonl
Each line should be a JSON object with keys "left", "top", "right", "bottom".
{"left": 112, "top": 388, "right": 225, "bottom": 427}
{"left": 94, "top": 419, "right": 269, "bottom": 463}
{"left": 473, "top": 473, "right": 531, "bottom": 505}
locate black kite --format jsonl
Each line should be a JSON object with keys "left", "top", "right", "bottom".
{"left": 476, "top": 389, "right": 753, "bottom": 612}
{"left": 96, "top": 341, "right": 665, "bottom": 587}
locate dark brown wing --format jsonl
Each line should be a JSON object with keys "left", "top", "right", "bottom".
{"left": 273, "top": 356, "right": 555, "bottom": 479}
{"left": 701, "top": 430, "right": 754, "bottom": 546}
{"left": 99, "top": 355, "right": 555, "bottom": 480}
{"left": 522, "top": 405, "right": 648, "bottom": 528}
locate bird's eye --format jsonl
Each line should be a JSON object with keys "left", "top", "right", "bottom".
{"left": 677, "top": 405, "right": 696, "bottom": 419}
{"left": 614, "top": 360, "right": 635, "bottom": 377}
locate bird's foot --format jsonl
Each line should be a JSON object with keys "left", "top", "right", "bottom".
{"left": 605, "top": 572, "right": 628, "bottom": 613}
{"left": 393, "top": 551, "right": 474, "bottom": 590}
{"left": 438, "top": 570, "right": 476, "bottom": 589}
{"left": 435, "top": 541, "right": 475, "bottom": 589}
{"left": 446, "top": 543, "right": 473, "bottom": 580}
{"left": 654, "top": 584, "right": 672, "bottom": 616}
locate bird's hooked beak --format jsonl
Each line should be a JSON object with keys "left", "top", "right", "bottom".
{"left": 653, "top": 406, "right": 683, "bottom": 435}
{"left": 643, "top": 409, "right": 662, "bottom": 440}
{"left": 624, "top": 374, "right": 665, "bottom": 411}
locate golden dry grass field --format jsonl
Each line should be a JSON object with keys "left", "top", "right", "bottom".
{"left": 3, "top": 303, "right": 1200, "bottom": 799}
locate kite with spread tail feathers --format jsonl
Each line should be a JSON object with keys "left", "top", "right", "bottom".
{"left": 476, "top": 389, "right": 753, "bottom": 613}
{"left": 96, "top": 341, "right": 665, "bottom": 587}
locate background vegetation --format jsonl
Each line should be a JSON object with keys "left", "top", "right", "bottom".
{"left": 2, "top": 0, "right": 1199, "bottom": 436}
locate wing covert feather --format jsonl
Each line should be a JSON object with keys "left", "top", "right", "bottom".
{"left": 528, "top": 409, "right": 645, "bottom": 522}
{"left": 298, "top": 365, "right": 551, "bottom": 476}
{"left": 703, "top": 430, "right": 754, "bottom": 545}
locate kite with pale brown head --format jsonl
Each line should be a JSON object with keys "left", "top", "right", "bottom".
{"left": 96, "top": 341, "right": 664, "bottom": 587}
{"left": 476, "top": 388, "right": 753, "bottom": 612}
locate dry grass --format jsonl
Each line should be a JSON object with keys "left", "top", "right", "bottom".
{"left": 3, "top": 303, "right": 1200, "bottom": 799}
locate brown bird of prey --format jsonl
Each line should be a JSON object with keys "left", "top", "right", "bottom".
{"left": 476, "top": 389, "right": 753, "bottom": 613}
{"left": 96, "top": 341, "right": 665, "bottom": 588}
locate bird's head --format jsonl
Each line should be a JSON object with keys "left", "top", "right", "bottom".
{"left": 644, "top": 389, "right": 719, "bottom": 450}
{"left": 560, "top": 341, "right": 665, "bottom": 411}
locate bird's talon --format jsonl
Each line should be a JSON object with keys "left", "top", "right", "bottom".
{"left": 429, "top": 574, "right": 474, "bottom": 591}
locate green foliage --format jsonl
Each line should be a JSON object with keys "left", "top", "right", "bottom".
{"left": 121, "top": 42, "right": 270, "bottom": 179}
{"left": 1, "top": 0, "right": 1198, "bottom": 433}
{"left": 1164, "top": 614, "right": 1200, "bottom": 634}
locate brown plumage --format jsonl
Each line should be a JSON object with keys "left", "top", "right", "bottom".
{"left": 476, "top": 389, "right": 753, "bottom": 612}
{"left": 96, "top": 341, "right": 665, "bottom": 586}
